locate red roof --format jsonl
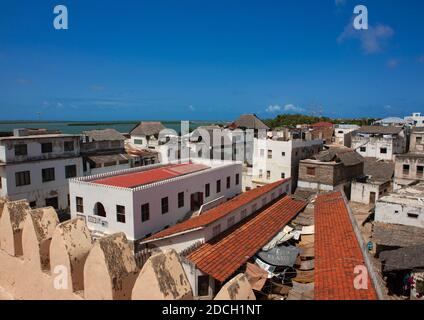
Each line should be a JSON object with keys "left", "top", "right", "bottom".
{"left": 92, "top": 163, "right": 209, "bottom": 188}
{"left": 144, "top": 179, "right": 291, "bottom": 242}
{"left": 187, "top": 195, "right": 307, "bottom": 282}
{"left": 312, "top": 122, "right": 334, "bottom": 128}
{"left": 314, "top": 192, "right": 378, "bottom": 300}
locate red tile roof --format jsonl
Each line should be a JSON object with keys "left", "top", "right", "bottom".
{"left": 143, "top": 179, "right": 291, "bottom": 242}
{"left": 92, "top": 163, "right": 209, "bottom": 188}
{"left": 314, "top": 191, "right": 378, "bottom": 300}
{"left": 187, "top": 195, "right": 307, "bottom": 282}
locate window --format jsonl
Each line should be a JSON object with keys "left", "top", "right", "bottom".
{"left": 306, "top": 167, "right": 316, "bottom": 176}
{"left": 178, "top": 192, "right": 184, "bottom": 208}
{"left": 417, "top": 166, "right": 424, "bottom": 177}
{"left": 267, "top": 170, "right": 271, "bottom": 180}
{"left": 241, "top": 209, "right": 247, "bottom": 220}
{"left": 212, "top": 224, "right": 221, "bottom": 237}
{"left": 205, "top": 183, "right": 210, "bottom": 197}
{"left": 141, "top": 203, "right": 150, "bottom": 222}
{"left": 198, "top": 275, "right": 210, "bottom": 297}
{"left": 407, "top": 213, "right": 419, "bottom": 219}
{"left": 227, "top": 216, "right": 235, "bottom": 228}
{"left": 65, "top": 165, "right": 77, "bottom": 178}
{"left": 76, "top": 197, "right": 83, "bottom": 213}
{"left": 41, "top": 142, "right": 53, "bottom": 153}
{"left": 134, "top": 139, "right": 143, "bottom": 145}
{"left": 281, "top": 172, "right": 285, "bottom": 179}
{"left": 117, "top": 205, "right": 126, "bottom": 223}
{"left": 95, "top": 202, "right": 106, "bottom": 217}
{"left": 45, "top": 197, "right": 58, "bottom": 209}
{"left": 267, "top": 150, "right": 272, "bottom": 159}
{"left": 403, "top": 164, "right": 410, "bottom": 175}
{"left": 42, "top": 168, "right": 55, "bottom": 182}
{"left": 360, "top": 147, "right": 366, "bottom": 152}
{"left": 14, "top": 144, "right": 27, "bottom": 156}
{"left": 235, "top": 174, "right": 240, "bottom": 185}
{"left": 281, "top": 152, "right": 286, "bottom": 157}
{"left": 15, "top": 171, "right": 31, "bottom": 186}
{"left": 110, "top": 141, "right": 121, "bottom": 148}
{"left": 161, "top": 197, "right": 169, "bottom": 214}
{"left": 29, "top": 201, "right": 36, "bottom": 208}
{"left": 226, "top": 176, "right": 231, "bottom": 189}
{"left": 64, "top": 141, "right": 74, "bottom": 152}
{"left": 216, "top": 180, "right": 221, "bottom": 193}
{"left": 380, "top": 147, "right": 387, "bottom": 154}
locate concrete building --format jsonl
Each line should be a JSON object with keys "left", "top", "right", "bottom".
{"left": 334, "top": 124, "right": 360, "bottom": 147}
{"left": 375, "top": 183, "right": 424, "bottom": 229}
{"left": 297, "top": 147, "right": 364, "bottom": 195}
{"left": 405, "top": 112, "right": 424, "bottom": 127}
{"left": 129, "top": 121, "right": 180, "bottom": 163}
{"left": 81, "top": 128, "right": 159, "bottom": 175}
{"left": 394, "top": 127, "right": 424, "bottom": 189}
{"left": 139, "top": 180, "right": 303, "bottom": 298}
{"left": 0, "top": 129, "right": 83, "bottom": 211}
{"left": 351, "top": 158, "right": 394, "bottom": 205}
{"left": 352, "top": 126, "right": 407, "bottom": 161}
{"left": 69, "top": 160, "right": 242, "bottom": 245}
{"left": 248, "top": 135, "right": 323, "bottom": 190}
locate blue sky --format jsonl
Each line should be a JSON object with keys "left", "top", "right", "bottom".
{"left": 1, "top": 0, "right": 424, "bottom": 121}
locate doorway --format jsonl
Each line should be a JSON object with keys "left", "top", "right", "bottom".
{"left": 369, "top": 192, "right": 376, "bottom": 204}
{"left": 191, "top": 192, "right": 204, "bottom": 211}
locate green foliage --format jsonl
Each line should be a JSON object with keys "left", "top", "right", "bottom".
{"left": 263, "top": 114, "right": 377, "bottom": 129}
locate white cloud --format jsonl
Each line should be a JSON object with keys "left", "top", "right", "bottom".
{"left": 90, "top": 85, "right": 105, "bottom": 92}
{"left": 188, "top": 105, "right": 195, "bottom": 111}
{"left": 387, "top": 59, "right": 400, "bottom": 68}
{"left": 338, "top": 21, "right": 394, "bottom": 54}
{"left": 266, "top": 104, "right": 304, "bottom": 113}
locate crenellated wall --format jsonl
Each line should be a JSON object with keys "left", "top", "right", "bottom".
{"left": 0, "top": 198, "right": 195, "bottom": 300}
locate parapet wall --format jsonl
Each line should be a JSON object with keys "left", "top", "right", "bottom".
{"left": 0, "top": 198, "right": 195, "bottom": 300}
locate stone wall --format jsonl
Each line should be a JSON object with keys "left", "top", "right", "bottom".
{"left": 0, "top": 198, "right": 196, "bottom": 300}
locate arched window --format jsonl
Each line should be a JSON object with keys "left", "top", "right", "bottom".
{"left": 94, "top": 202, "right": 106, "bottom": 217}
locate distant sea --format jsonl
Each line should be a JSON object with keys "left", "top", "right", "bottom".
{"left": 0, "top": 120, "right": 226, "bottom": 135}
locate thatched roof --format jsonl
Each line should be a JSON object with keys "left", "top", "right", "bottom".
{"left": 356, "top": 126, "right": 404, "bottom": 135}
{"left": 83, "top": 129, "right": 126, "bottom": 141}
{"left": 312, "top": 147, "right": 364, "bottom": 167}
{"left": 380, "top": 245, "right": 424, "bottom": 272}
{"left": 130, "top": 122, "right": 166, "bottom": 136}
{"left": 372, "top": 222, "right": 424, "bottom": 247}
{"left": 363, "top": 158, "right": 394, "bottom": 183}
{"left": 232, "top": 114, "right": 270, "bottom": 130}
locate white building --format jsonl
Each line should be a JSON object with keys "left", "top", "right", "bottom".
{"left": 375, "top": 183, "right": 424, "bottom": 229}
{"left": 129, "top": 121, "right": 180, "bottom": 163}
{"left": 350, "top": 159, "right": 394, "bottom": 205}
{"left": 405, "top": 113, "right": 424, "bottom": 127}
{"left": 0, "top": 129, "right": 83, "bottom": 211}
{"left": 69, "top": 160, "right": 242, "bottom": 244}
{"left": 139, "top": 179, "right": 300, "bottom": 298}
{"left": 352, "top": 126, "right": 407, "bottom": 161}
{"left": 249, "top": 136, "right": 323, "bottom": 190}
{"left": 334, "top": 124, "right": 360, "bottom": 147}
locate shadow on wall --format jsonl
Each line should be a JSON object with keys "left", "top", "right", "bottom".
{"left": 0, "top": 198, "right": 194, "bottom": 300}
